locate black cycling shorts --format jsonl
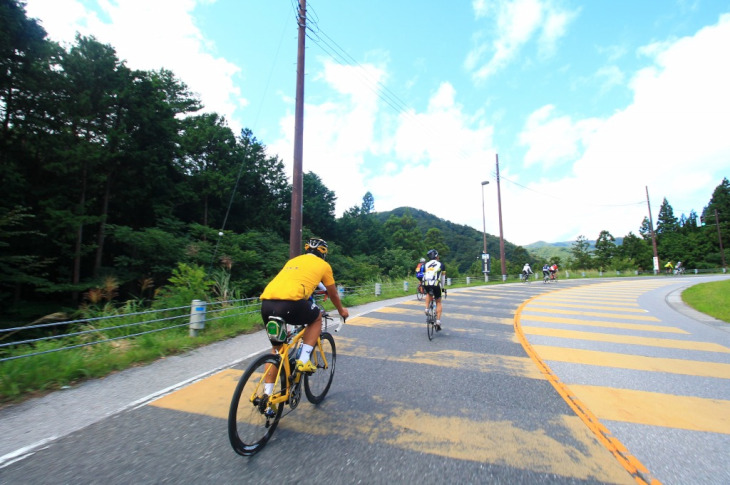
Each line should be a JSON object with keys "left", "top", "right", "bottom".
{"left": 425, "top": 285, "right": 442, "bottom": 299}
{"left": 261, "top": 299, "right": 321, "bottom": 327}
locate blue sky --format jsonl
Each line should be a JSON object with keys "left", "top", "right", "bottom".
{"left": 24, "top": 0, "right": 730, "bottom": 247}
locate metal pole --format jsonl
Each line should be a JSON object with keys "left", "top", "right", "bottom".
{"left": 646, "top": 186, "right": 659, "bottom": 274}
{"left": 289, "top": 0, "right": 306, "bottom": 259}
{"left": 481, "top": 180, "right": 489, "bottom": 282}
{"left": 496, "top": 154, "right": 507, "bottom": 281}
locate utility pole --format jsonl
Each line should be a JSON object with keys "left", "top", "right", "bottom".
{"left": 496, "top": 154, "right": 507, "bottom": 281}
{"left": 645, "top": 186, "right": 659, "bottom": 274}
{"left": 289, "top": 0, "right": 306, "bottom": 259}
{"left": 481, "top": 180, "right": 489, "bottom": 282}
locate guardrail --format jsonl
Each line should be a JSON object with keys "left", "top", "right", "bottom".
{"left": 3, "top": 268, "right": 726, "bottom": 363}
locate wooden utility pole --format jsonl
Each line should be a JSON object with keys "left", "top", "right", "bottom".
{"left": 289, "top": 0, "right": 306, "bottom": 259}
{"left": 646, "top": 186, "right": 659, "bottom": 274}
{"left": 496, "top": 154, "right": 507, "bottom": 281}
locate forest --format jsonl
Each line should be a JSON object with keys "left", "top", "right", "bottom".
{"left": 1, "top": 0, "right": 728, "bottom": 326}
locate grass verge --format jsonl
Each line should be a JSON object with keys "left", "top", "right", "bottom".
{"left": 681, "top": 279, "right": 730, "bottom": 323}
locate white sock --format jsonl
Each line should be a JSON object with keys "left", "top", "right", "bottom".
{"left": 264, "top": 383, "right": 274, "bottom": 395}
{"left": 299, "top": 344, "right": 313, "bottom": 363}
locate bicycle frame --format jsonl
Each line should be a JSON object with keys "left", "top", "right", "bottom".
{"left": 254, "top": 313, "right": 337, "bottom": 408}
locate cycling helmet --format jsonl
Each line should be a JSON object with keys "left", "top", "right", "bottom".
{"left": 427, "top": 249, "right": 438, "bottom": 260}
{"left": 419, "top": 258, "right": 426, "bottom": 263}
{"left": 304, "top": 238, "right": 328, "bottom": 259}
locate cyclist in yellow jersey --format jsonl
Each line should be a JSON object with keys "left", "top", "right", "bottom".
{"left": 260, "top": 238, "right": 349, "bottom": 375}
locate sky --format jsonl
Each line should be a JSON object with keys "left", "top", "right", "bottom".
{"left": 22, "top": 0, "right": 730, "bottom": 247}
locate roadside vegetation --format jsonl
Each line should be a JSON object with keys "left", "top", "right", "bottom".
{"left": 682, "top": 279, "right": 730, "bottom": 323}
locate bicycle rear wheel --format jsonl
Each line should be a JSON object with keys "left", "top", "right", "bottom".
{"left": 416, "top": 285, "right": 424, "bottom": 301}
{"left": 304, "top": 332, "right": 336, "bottom": 403}
{"left": 228, "top": 353, "right": 285, "bottom": 456}
{"left": 426, "top": 303, "right": 435, "bottom": 340}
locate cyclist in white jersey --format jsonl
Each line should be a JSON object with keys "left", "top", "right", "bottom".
{"left": 423, "top": 249, "right": 446, "bottom": 331}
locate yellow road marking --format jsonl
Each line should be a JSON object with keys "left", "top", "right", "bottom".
{"left": 523, "top": 307, "right": 660, "bottom": 321}
{"left": 252, "top": 401, "right": 635, "bottom": 483}
{"left": 150, "top": 369, "right": 241, "bottom": 419}
{"left": 372, "top": 307, "right": 412, "bottom": 314}
{"left": 522, "top": 326, "right": 730, "bottom": 353}
{"left": 529, "top": 302, "right": 648, "bottom": 313}
{"left": 532, "top": 345, "right": 730, "bottom": 378}
{"left": 569, "top": 385, "right": 730, "bottom": 434}
{"left": 540, "top": 296, "right": 641, "bottom": 305}
{"left": 521, "top": 314, "right": 688, "bottom": 334}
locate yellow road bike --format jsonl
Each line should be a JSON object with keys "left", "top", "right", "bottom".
{"left": 228, "top": 307, "right": 340, "bottom": 456}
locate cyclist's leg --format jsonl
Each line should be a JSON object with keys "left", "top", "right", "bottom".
{"left": 433, "top": 287, "right": 442, "bottom": 320}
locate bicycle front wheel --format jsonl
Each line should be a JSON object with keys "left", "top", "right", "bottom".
{"left": 228, "top": 353, "right": 285, "bottom": 456}
{"left": 304, "top": 332, "right": 336, "bottom": 404}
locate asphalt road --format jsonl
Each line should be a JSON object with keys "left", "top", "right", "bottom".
{"left": 1, "top": 275, "right": 728, "bottom": 484}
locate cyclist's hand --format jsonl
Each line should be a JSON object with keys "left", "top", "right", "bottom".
{"left": 339, "top": 308, "right": 349, "bottom": 322}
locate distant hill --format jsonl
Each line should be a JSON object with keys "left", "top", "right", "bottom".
{"left": 374, "top": 207, "right": 527, "bottom": 273}
{"left": 525, "top": 237, "right": 624, "bottom": 264}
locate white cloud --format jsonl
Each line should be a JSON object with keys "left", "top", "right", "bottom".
{"left": 512, "top": 13, "right": 730, "bottom": 246}
{"left": 467, "top": 0, "right": 578, "bottom": 81}
{"left": 519, "top": 105, "right": 602, "bottom": 169}
{"left": 24, "top": 0, "right": 244, "bottom": 132}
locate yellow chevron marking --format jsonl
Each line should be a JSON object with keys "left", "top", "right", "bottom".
{"left": 569, "top": 385, "right": 730, "bottom": 434}
{"left": 528, "top": 302, "right": 647, "bottom": 313}
{"left": 150, "top": 368, "right": 241, "bottom": 419}
{"left": 532, "top": 345, "right": 730, "bottom": 378}
{"left": 521, "top": 314, "right": 687, "bottom": 334}
{"left": 522, "top": 326, "right": 730, "bottom": 353}
{"left": 523, "top": 307, "right": 659, "bottom": 321}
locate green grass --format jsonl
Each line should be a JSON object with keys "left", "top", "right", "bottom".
{"left": 682, "top": 279, "right": 730, "bottom": 323}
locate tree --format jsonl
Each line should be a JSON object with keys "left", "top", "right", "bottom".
{"left": 703, "top": 178, "right": 730, "bottom": 223}
{"left": 570, "top": 235, "right": 593, "bottom": 269}
{"left": 594, "top": 230, "right": 616, "bottom": 270}
{"left": 302, "top": 171, "right": 336, "bottom": 240}
{"left": 177, "top": 113, "right": 238, "bottom": 229}
{"left": 383, "top": 211, "right": 423, "bottom": 259}
{"left": 361, "top": 191, "right": 375, "bottom": 214}
{"left": 639, "top": 217, "right": 654, "bottom": 242}
{"left": 617, "top": 232, "right": 652, "bottom": 269}
{"left": 424, "top": 228, "right": 449, "bottom": 259}
{"left": 656, "top": 198, "right": 678, "bottom": 235}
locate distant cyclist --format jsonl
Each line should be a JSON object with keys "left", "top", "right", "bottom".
{"left": 550, "top": 263, "right": 558, "bottom": 280}
{"left": 415, "top": 258, "right": 426, "bottom": 289}
{"left": 522, "top": 263, "right": 533, "bottom": 281}
{"left": 423, "top": 249, "right": 446, "bottom": 331}
{"left": 542, "top": 263, "right": 550, "bottom": 280}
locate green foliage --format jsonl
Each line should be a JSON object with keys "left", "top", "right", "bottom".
{"left": 570, "top": 235, "right": 594, "bottom": 270}
{"left": 594, "top": 230, "right": 616, "bottom": 270}
{"left": 154, "top": 263, "right": 214, "bottom": 308}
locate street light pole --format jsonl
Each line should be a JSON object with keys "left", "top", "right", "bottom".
{"left": 481, "top": 180, "right": 489, "bottom": 282}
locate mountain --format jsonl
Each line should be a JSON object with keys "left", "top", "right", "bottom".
{"left": 374, "top": 207, "right": 529, "bottom": 273}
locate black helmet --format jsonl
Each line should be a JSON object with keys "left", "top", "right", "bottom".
{"left": 304, "top": 238, "right": 328, "bottom": 259}
{"left": 427, "top": 249, "right": 438, "bottom": 260}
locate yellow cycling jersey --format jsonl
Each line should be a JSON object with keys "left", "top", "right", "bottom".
{"left": 260, "top": 253, "right": 335, "bottom": 301}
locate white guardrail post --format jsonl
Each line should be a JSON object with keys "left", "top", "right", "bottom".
{"left": 189, "top": 299, "right": 206, "bottom": 337}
